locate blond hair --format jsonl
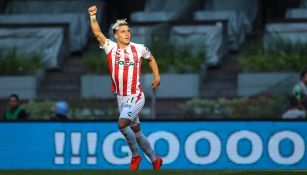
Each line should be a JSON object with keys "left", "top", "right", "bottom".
{"left": 112, "top": 19, "right": 129, "bottom": 34}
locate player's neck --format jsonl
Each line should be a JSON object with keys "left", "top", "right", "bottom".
{"left": 117, "top": 42, "right": 129, "bottom": 49}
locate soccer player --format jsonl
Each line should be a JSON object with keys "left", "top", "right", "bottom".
{"left": 88, "top": 6, "right": 163, "bottom": 170}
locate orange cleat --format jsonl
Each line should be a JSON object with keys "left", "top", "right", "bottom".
{"left": 129, "top": 155, "right": 142, "bottom": 170}
{"left": 152, "top": 156, "right": 163, "bottom": 170}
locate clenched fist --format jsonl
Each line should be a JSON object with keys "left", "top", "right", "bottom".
{"left": 151, "top": 77, "right": 160, "bottom": 89}
{"left": 88, "top": 6, "right": 97, "bottom": 16}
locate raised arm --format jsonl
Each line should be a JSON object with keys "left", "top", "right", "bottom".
{"left": 88, "top": 5, "right": 107, "bottom": 46}
{"left": 148, "top": 54, "right": 160, "bottom": 89}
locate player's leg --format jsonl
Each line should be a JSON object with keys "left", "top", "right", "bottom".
{"left": 129, "top": 93, "right": 163, "bottom": 170}
{"left": 131, "top": 123, "right": 156, "bottom": 162}
{"left": 131, "top": 123, "right": 163, "bottom": 170}
{"left": 118, "top": 118, "right": 139, "bottom": 157}
{"left": 118, "top": 96, "right": 141, "bottom": 170}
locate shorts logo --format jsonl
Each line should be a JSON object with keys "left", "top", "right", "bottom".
{"left": 124, "top": 104, "right": 132, "bottom": 109}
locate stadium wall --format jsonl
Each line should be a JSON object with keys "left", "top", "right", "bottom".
{"left": 238, "top": 73, "right": 299, "bottom": 97}
{"left": 0, "top": 76, "right": 37, "bottom": 99}
{"left": 0, "top": 121, "right": 306, "bottom": 170}
{"left": 81, "top": 74, "right": 199, "bottom": 99}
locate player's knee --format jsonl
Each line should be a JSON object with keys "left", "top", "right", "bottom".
{"left": 118, "top": 121, "right": 129, "bottom": 130}
{"left": 131, "top": 124, "right": 141, "bottom": 133}
{"left": 118, "top": 122, "right": 125, "bottom": 130}
{"left": 118, "top": 118, "right": 132, "bottom": 129}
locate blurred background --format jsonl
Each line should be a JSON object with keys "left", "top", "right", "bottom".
{"left": 1, "top": 0, "right": 307, "bottom": 121}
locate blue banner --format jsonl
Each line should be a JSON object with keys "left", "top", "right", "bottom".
{"left": 0, "top": 121, "right": 306, "bottom": 169}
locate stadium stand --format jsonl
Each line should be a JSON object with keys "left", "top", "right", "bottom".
{"left": 286, "top": 8, "right": 307, "bottom": 19}
{"left": 5, "top": 0, "right": 103, "bottom": 16}
{"left": 126, "top": 0, "right": 201, "bottom": 45}
{"left": 264, "top": 22, "right": 307, "bottom": 50}
{"left": 0, "top": 0, "right": 104, "bottom": 68}
{"left": 0, "top": 27, "right": 66, "bottom": 68}
{"left": 130, "top": 0, "right": 200, "bottom": 22}
{"left": 126, "top": 0, "right": 230, "bottom": 67}
{"left": 194, "top": 0, "right": 258, "bottom": 51}
{"left": 170, "top": 23, "right": 226, "bottom": 66}
{"left": 264, "top": 1, "right": 307, "bottom": 50}
{"left": 194, "top": 10, "right": 246, "bottom": 51}
{"left": 202, "top": 0, "right": 258, "bottom": 33}
{"left": 0, "top": 14, "right": 88, "bottom": 53}
{"left": 300, "top": 0, "right": 307, "bottom": 7}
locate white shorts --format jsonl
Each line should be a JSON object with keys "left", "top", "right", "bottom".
{"left": 117, "top": 92, "right": 145, "bottom": 127}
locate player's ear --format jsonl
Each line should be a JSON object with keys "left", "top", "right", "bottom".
{"left": 114, "top": 34, "right": 118, "bottom": 39}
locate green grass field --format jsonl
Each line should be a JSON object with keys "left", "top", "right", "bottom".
{"left": 0, "top": 170, "right": 306, "bottom": 175}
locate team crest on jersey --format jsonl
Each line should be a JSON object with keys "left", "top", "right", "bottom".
{"left": 124, "top": 53, "right": 130, "bottom": 59}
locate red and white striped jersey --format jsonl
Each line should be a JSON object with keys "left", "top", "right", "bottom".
{"left": 100, "top": 39, "right": 151, "bottom": 96}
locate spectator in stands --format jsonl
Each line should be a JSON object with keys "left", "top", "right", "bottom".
{"left": 282, "top": 96, "right": 306, "bottom": 119}
{"left": 292, "top": 70, "right": 307, "bottom": 109}
{"left": 2, "top": 94, "right": 28, "bottom": 120}
{"left": 54, "top": 101, "right": 69, "bottom": 120}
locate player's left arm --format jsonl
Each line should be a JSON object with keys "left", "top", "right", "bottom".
{"left": 148, "top": 54, "right": 160, "bottom": 89}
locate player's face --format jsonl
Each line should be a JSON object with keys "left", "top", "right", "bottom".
{"left": 115, "top": 25, "right": 131, "bottom": 46}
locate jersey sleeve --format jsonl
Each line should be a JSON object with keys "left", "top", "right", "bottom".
{"left": 140, "top": 44, "right": 151, "bottom": 59}
{"left": 100, "top": 39, "right": 116, "bottom": 54}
